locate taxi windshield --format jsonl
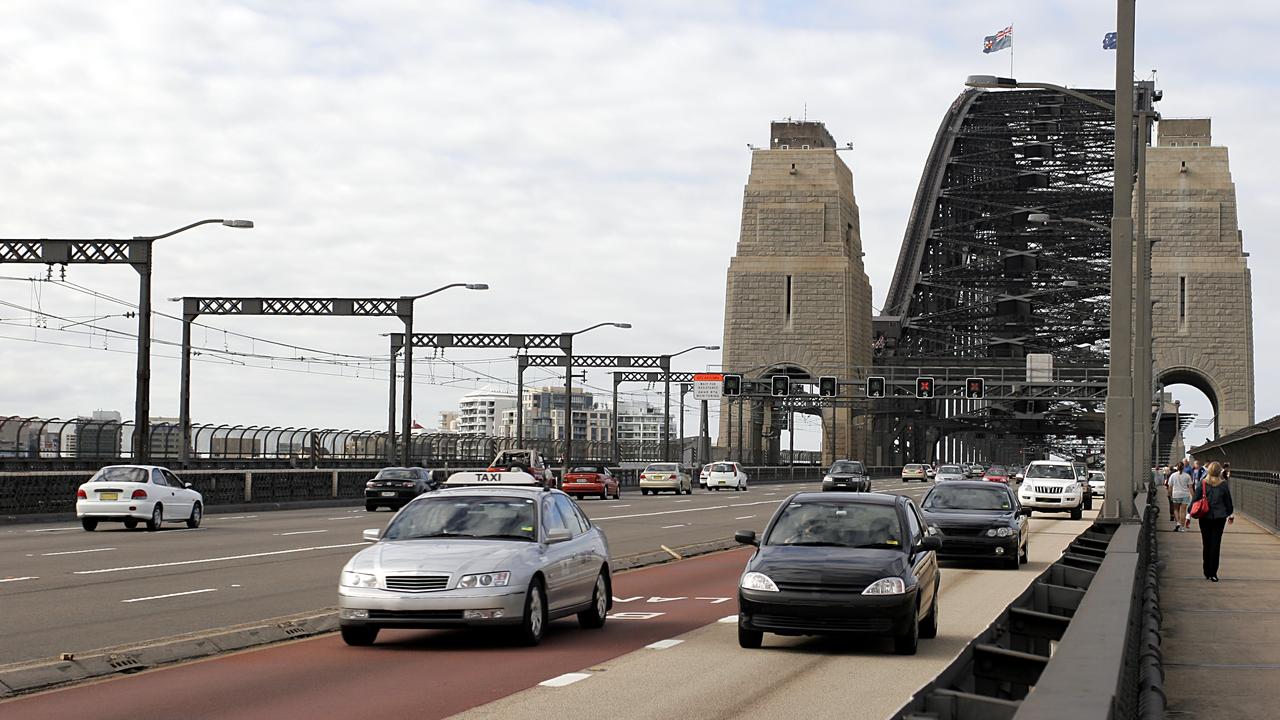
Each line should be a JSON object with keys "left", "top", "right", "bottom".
{"left": 924, "top": 486, "right": 1012, "bottom": 511}
{"left": 382, "top": 497, "right": 538, "bottom": 542}
{"left": 765, "top": 501, "right": 903, "bottom": 549}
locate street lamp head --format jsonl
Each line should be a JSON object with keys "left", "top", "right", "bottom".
{"left": 614, "top": 323, "right": 632, "bottom": 329}
{"left": 965, "top": 74, "right": 1018, "bottom": 89}
{"left": 465, "top": 283, "right": 489, "bottom": 290}
{"left": 704, "top": 345, "right": 721, "bottom": 351}
{"left": 221, "top": 219, "right": 254, "bottom": 228}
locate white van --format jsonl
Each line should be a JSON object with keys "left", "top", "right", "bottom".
{"left": 1017, "top": 460, "right": 1085, "bottom": 519}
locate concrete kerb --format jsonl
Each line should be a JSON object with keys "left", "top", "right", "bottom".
{"left": 0, "top": 537, "right": 746, "bottom": 698}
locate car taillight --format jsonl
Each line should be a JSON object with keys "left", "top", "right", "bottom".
{"left": 401, "top": 482, "right": 415, "bottom": 488}
{"left": 131, "top": 489, "right": 148, "bottom": 500}
{"left": 76, "top": 488, "right": 87, "bottom": 499}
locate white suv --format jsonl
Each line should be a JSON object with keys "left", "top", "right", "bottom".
{"left": 1018, "top": 461, "right": 1085, "bottom": 520}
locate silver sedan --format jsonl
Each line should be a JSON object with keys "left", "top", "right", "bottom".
{"left": 338, "top": 484, "right": 611, "bottom": 646}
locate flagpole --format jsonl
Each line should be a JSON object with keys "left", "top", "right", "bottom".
{"left": 1009, "top": 23, "right": 1014, "bottom": 76}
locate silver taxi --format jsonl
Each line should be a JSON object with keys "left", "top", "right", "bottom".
{"left": 338, "top": 470, "right": 612, "bottom": 647}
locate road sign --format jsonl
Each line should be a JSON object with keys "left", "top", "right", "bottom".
{"left": 693, "top": 373, "right": 724, "bottom": 400}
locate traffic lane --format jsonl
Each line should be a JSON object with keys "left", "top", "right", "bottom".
{"left": 451, "top": 513, "right": 1097, "bottom": 720}
{"left": 0, "top": 548, "right": 756, "bottom": 720}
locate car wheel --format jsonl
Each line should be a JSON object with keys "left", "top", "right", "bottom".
{"left": 641, "top": 489, "right": 649, "bottom": 496}
{"left": 685, "top": 485, "right": 693, "bottom": 495}
{"left": 146, "top": 504, "right": 163, "bottom": 532}
{"left": 518, "top": 580, "right": 548, "bottom": 646}
{"left": 1020, "top": 540, "right": 1030, "bottom": 564}
{"left": 81, "top": 518, "right": 98, "bottom": 531}
{"left": 893, "top": 607, "right": 920, "bottom": 655}
{"left": 340, "top": 625, "right": 379, "bottom": 646}
{"left": 1070, "top": 506, "right": 1083, "bottom": 521}
{"left": 577, "top": 571, "right": 609, "bottom": 629}
{"left": 920, "top": 587, "right": 939, "bottom": 640}
{"left": 186, "top": 502, "right": 203, "bottom": 529}
{"left": 123, "top": 519, "right": 138, "bottom": 530}
{"left": 902, "top": 478, "right": 908, "bottom": 483}
{"left": 738, "top": 625, "right": 763, "bottom": 649}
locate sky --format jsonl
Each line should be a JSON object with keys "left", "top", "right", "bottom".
{"left": 1, "top": 0, "right": 1275, "bottom": 452}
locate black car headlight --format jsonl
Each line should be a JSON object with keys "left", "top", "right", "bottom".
{"left": 986, "top": 527, "right": 1014, "bottom": 537}
{"left": 862, "top": 577, "right": 906, "bottom": 595}
{"left": 740, "top": 572, "right": 779, "bottom": 592}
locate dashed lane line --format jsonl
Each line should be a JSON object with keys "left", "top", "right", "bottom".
{"left": 734, "top": 515, "right": 756, "bottom": 520}
{"left": 0, "top": 576, "right": 38, "bottom": 583}
{"left": 121, "top": 588, "right": 218, "bottom": 603}
{"left": 645, "top": 639, "right": 684, "bottom": 650}
{"left": 41, "top": 547, "right": 115, "bottom": 556}
{"left": 660, "top": 524, "right": 686, "bottom": 529}
{"left": 72, "top": 542, "right": 367, "bottom": 575}
{"left": 540, "top": 672, "right": 592, "bottom": 688}
{"left": 274, "top": 530, "right": 328, "bottom": 536}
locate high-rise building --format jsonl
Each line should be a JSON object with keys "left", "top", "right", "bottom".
{"left": 457, "top": 389, "right": 516, "bottom": 435}
{"left": 615, "top": 403, "right": 667, "bottom": 443}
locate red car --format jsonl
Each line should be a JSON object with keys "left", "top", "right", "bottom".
{"left": 983, "top": 465, "right": 1011, "bottom": 484}
{"left": 561, "top": 465, "right": 621, "bottom": 500}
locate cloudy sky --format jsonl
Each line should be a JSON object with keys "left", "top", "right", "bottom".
{"left": 1, "top": 0, "right": 1274, "bottom": 452}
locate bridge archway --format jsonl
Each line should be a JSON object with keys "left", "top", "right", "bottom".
{"left": 1158, "top": 366, "right": 1220, "bottom": 464}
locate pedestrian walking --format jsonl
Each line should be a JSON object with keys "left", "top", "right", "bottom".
{"left": 1189, "top": 461, "right": 1235, "bottom": 582}
{"left": 1164, "top": 464, "right": 1176, "bottom": 521}
{"left": 1168, "top": 462, "right": 1192, "bottom": 531}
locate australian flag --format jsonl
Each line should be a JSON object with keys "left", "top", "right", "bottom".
{"left": 983, "top": 25, "right": 1012, "bottom": 54}
{"left": 1103, "top": 31, "right": 1117, "bottom": 50}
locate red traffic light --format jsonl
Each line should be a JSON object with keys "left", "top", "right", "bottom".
{"left": 965, "top": 377, "right": 985, "bottom": 399}
{"left": 915, "top": 376, "right": 935, "bottom": 399}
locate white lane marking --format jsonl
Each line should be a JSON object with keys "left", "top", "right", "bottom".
{"left": 646, "top": 639, "right": 684, "bottom": 650}
{"left": 73, "top": 542, "right": 367, "bottom": 575}
{"left": 595, "top": 505, "right": 725, "bottom": 520}
{"left": 695, "top": 597, "right": 732, "bottom": 604}
{"left": 121, "top": 588, "right": 217, "bottom": 603}
{"left": 764, "top": 493, "right": 778, "bottom": 496}
{"left": 25, "top": 527, "right": 79, "bottom": 533}
{"left": 0, "top": 576, "right": 38, "bottom": 583}
{"left": 717, "top": 614, "right": 739, "bottom": 623}
{"left": 540, "top": 672, "right": 591, "bottom": 687}
{"left": 735, "top": 515, "right": 756, "bottom": 520}
{"left": 608, "top": 611, "right": 665, "bottom": 620}
{"left": 660, "top": 524, "right": 686, "bottom": 529}
{"left": 41, "top": 547, "right": 116, "bottom": 556}
{"left": 273, "top": 530, "right": 328, "bottom": 536}
{"left": 231, "top": 584, "right": 242, "bottom": 588}
{"left": 674, "top": 499, "right": 692, "bottom": 504}
{"left": 326, "top": 517, "right": 358, "bottom": 521}
{"left": 218, "top": 515, "right": 259, "bottom": 520}
{"left": 612, "top": 595, "right": 643, "bottom": 603}
{"left": 610, "top": 504, "right": 631, "bottom": 508}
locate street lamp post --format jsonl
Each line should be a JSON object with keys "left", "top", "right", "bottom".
{"left": 562, "top": 323, "right": 631, "bottom": 470}
{"left": 400, "top": 283, "right": 488, "bottom": 466}
{"left": 661, "top": 345, "right": 719, "bottom": 462}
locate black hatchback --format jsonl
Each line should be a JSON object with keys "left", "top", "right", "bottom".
{"left": 735, "top": 492, "right": 942, "bottom": 655}
{"left": 364, "top": 467, "right": 435, "bottom": 511}
{"left": 920, "top": 481, "right": 1028, "bottom": 569}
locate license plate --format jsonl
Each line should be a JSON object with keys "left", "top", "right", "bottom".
{"left": 719, "top": 480, "right": 727, "bottom": 484}
{"left": 99, "top": 492, "right": 118, "bottom": 501}
{"left": 380, "top": 491, "right": 397, "bottom": 497}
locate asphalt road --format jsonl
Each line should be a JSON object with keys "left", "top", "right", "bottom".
{"left": 1, "top": 505, "right": 1096, "bottom": 720}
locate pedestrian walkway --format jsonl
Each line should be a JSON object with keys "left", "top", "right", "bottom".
{"left": 1158, "top": 491, "right": 1280, "bottom": 719}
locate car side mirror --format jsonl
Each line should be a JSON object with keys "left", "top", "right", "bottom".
{"left": 362, "top": 529, "right": 381, "bottom": 542}
{"left": 546, "top": 528, "right": 573, "bottom": 544}
{"left": 183, "top": 482, "right": 193, "bottom": 489}
{"left": 734, "top": 530, "right": 759, "bottom": 546}
{"left": 917, "top": 536, "right": 943, "bottom": 552}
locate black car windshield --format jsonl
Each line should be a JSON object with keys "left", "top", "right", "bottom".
{"left": 570, "top": 466, "right": 605, "bottom": 474}
{"left": 1026, "top": 464, "right": 1076, "bottom": 480}
{"left": 829, "top": 461, "right": 864, "bottom": 474}
{"left": 383, "top": 497, "right": 538, "bottom": 541}
{"left": 375, "top": 469, "right": 417, "bottom": 480}
{"left": 89, "top": 467, "right": 147, "bottom": 484}
{"left": 765, "top": 501, "right": 904, "bottom": 549}
{"left": 924, "top": 486, "right": 1013, "bottom": 511}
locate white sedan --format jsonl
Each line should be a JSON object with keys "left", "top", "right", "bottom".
{"left": 706, "top": 462, "right": 749, "bottom": 491}
{"left": 76, "top": 465, "right": 204, "bottom": 531}
{"left": 935, "top": 465, "right": 966, "bottom": 483}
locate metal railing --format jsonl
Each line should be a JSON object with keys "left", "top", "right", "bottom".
{"left": 1224, "top": 469, "right": 1280, "bottom": 535}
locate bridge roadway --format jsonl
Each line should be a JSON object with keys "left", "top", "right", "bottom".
{"left": 1, "top": 502, "right": 1095, "bottom": 719}
{"left": 0, "top": 477, "right": 920, "bottom": 667}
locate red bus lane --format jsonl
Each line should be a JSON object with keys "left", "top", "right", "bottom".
{"left": 2, "top": 548, "right": 753, "bottom": 720}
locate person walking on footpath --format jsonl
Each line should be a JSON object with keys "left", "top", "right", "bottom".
{"left": 1189, "top": 461, "right": 1235, "bottom": 582}
{"left": 1168, "top": 462, "right": 1192, "bottom": 532}
{"left": 1164, "top": 464, "right": 1176, "bottom": 521}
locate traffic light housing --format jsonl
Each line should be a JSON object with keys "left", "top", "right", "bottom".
{"left": 965, "top": 377, "right": 985, "bottom": 399}
{"left": 723, "top": 374, "right": 742, "bottom": 396}
{"left": 866, "top": 376, "right": 886, "bottom": 398}
{"left": 771, "top": 375, "right": 789, "bottom": 397}
{"left": 818, "top": 376, "right": 838, "bottom": 397}
{"left": 915, "top": 376, "right": 935, "bottom": 399}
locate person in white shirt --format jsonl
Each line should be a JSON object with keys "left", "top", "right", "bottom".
{"left": 1168, "top": 461, "right": 1193, "bottom": 532}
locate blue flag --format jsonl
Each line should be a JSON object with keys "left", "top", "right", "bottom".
{"left": 1103, "top": 31, "right": 1117, "bottom": 50}
{"left": 983, "top": 26, "right": 1012, "bottom": 54}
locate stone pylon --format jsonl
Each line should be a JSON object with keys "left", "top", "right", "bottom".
{"left": 1148, "top": 118, "right": 1255, "bottom": 437}
{"left": 719, "top": 121, "right": 873, "bottom": 465}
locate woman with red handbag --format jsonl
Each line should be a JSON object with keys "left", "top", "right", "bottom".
{"left": 1189, "top": 461, "right": 1235, "bottom": 582}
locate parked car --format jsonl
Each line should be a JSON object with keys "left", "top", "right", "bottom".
{"left": 735, "top": 492, "right": 941, "bottom": 655}
{"left": 76, "top": 465, "right": 203, "bottom": 531}
{"left": 920, "top": 481, "right": 1028, "bottom": 569}
{"left": 562, "top": 465, "right": 621, "bottom": 500}
{"left": 1087, "top": 470, "right": 1107, "bottom": 497}
{"left": 339, "top": 472, "right": 611, "bottom": 647}
{"left": 706, "top": 462, "right": 749, "bottom": 492}
{"left": 698, "top": 463, "right": 713, "bottom": 490}
{"left": 1017, "top": 460, "right": 1085, "bottom": 520}
{"left": 822, "top": 459, "right": 870, "bottom": 492}
{"left": 640, "top": 463, "right": 693, "bottom": 495}
{"left": 934, "top": 465, "right": 966, "bottom": 483}
{"left": 982, "top": 465, "right": 1011, "bottom": 484}
{"left": 365, "top": 467, "right": 436, "bottom": 511}
{"left": 901, "top": 464, "right": 928, "bottom": 482}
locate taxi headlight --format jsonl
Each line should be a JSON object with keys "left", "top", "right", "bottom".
{"left": 862, "top": 577, "right": 906, "bottom": 595}
{"left": 340, "top": 571, "right": 377, "bottom": 588}
{"left": 458, "top": 571, "right": 510, "bottom": 589}
{"left": 987, "top": 527, "right": 1013, "bottom": 537}
{"left": 740, "top": 572, "right": 779, "bottom": 592}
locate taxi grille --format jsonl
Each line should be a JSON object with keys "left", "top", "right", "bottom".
{"left": 384, "top": 575, "right": 450, "bottom": 592}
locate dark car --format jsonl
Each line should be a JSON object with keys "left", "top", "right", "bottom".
{"left": 734, "top": 492, "right": 942, "bottom": 655}
{"left": 822, "top": 459, "right": 870, "bottom": 492}
{"left": 920, "top": 481, "right": 1028, "bottom": 570}
{"left": 365, "top": 467, "right": 436, "bottom": 511}
{"left": 562, "top": 465, "right": 621, "bottom": 500}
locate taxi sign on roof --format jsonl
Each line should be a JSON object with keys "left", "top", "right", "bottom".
{"left": 444, "top": 470, "right": 539, "bottom": 487}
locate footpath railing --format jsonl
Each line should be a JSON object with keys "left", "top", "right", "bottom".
{"left": 1227, "top": 469, "right": 1280, "bottom": 534}
{"left": 893, "top": 483, "right": 1165, "bottom": 720}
